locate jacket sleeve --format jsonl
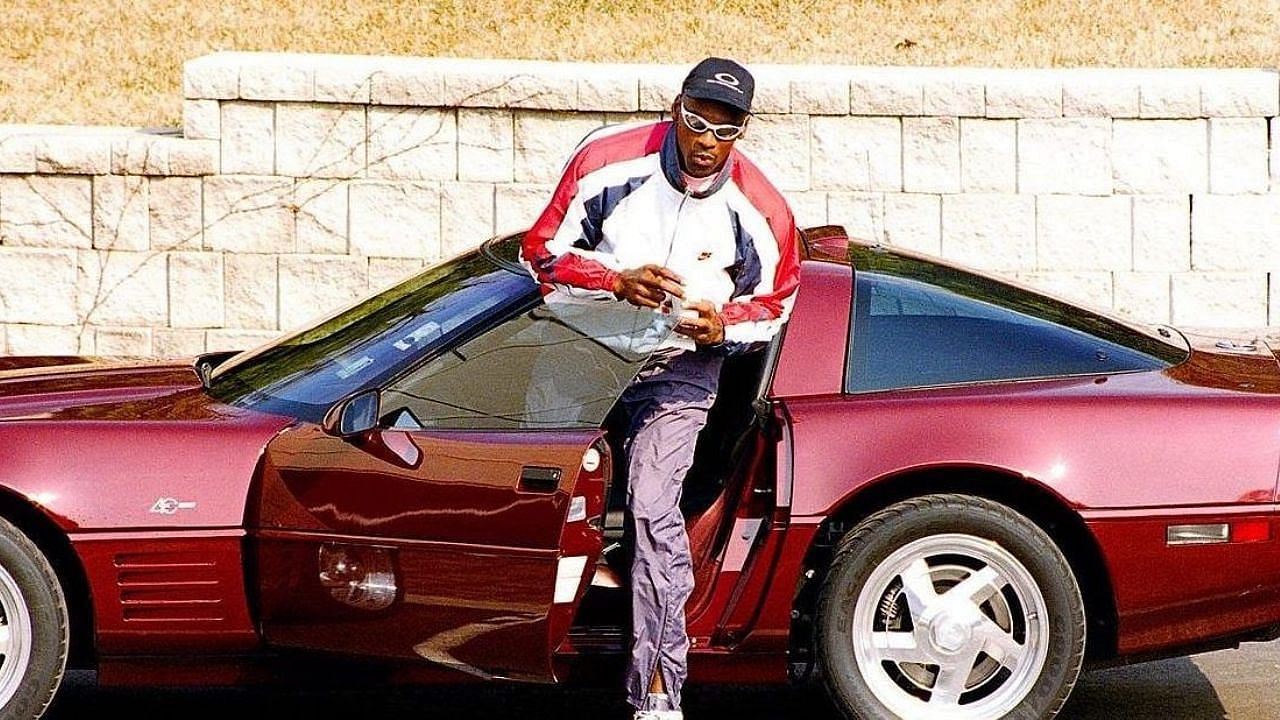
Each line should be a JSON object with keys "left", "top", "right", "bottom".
{"left": 713, "top": 195, "right": 802, "bottom": 355}
{"left": 520, "top": 144, "right": 621, "bottom": 301}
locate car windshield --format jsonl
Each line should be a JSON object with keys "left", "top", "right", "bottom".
{"left": 208, "top": 235, "right": 678, "bottom": 425}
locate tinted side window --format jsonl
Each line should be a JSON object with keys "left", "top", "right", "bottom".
{"left": 382, "top": 300, "right": 676, "bottom": 430}
{"left": 847, "top": 272, "right": 1171, "bottom": 393}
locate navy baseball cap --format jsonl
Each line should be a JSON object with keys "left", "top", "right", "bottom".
{"left": 681, "top": 57, "right": 754, "bottom": 114}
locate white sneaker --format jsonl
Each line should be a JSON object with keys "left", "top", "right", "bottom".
{"left": 633, "top": 693, "right": 682, "bottom": 719}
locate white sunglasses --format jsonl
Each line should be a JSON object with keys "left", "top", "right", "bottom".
{"left": 679, "top": 101, "right": 746, "bottom": 141}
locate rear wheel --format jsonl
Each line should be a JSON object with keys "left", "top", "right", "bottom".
{"left": 816, "top": 494, "right": 1084, "bottom": 720}
{"left": 0, "top": 516, "right": 69, "bottom": 720}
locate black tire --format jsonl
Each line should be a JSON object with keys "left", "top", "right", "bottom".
{"left": 0, "top": 516, "right": 69, "bottom": 720}
{"left": 816, "top": 494, "right": 1084, "bottom": 720}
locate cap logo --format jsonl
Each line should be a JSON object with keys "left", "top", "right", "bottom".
{"left": 706, "top": 72, "right": 745, "bottom": 94}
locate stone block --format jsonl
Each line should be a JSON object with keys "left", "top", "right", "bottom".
{"left": 168, "top": 252, "right": 224, "bottom": 328}
{"left": 183, "top": 54, "right": 239, "bottom": 100}
{"left": 986, "top": 73, "right": 1062, "bottom": 118}
{"left": 1112, "top": 120, "right": 1207, "bottom": 194}
{"left": 922, "top": 76, "right": 984, "bottom": 117}
{"left": 183, "top": 99, "right": 220, "bottom": 141}
{"left": 458, "top": 109, "right": 515, "bottom": 183}
{"left": 1113, "top": 272, "right": 1171, "bottom": 324}
{"left": 206, "top": 329, "right": 278, "bottom": 353}
{"left": 0, "top": 175, "right": 92, "bottom": 248}
{"left": 112, "top": 135, "right": 219, "bottom": 177}
{"left": 790, "top": 70, "right": 849, "bottom": 115}
{"left": 0, "top": 248, "right": 78, "bottom": 325}
{"left": 638, "top": 68, "right": 682, "bottom": 112}
{"left": 811, "top": 116, "right": 901, "bottom": 191}
{"left": 5, "top": 324, "right": 81, "bottom": 355}
{"left": 368, "top": 108, "right": 457, "bottom": 181}
{"left": 884, "top": 193, "right": 941, "bottom": 254}
{"left": 1133, "top": 196, "right": 1190, "bottom": 271}
{"left": 1062, "top": 73, "right": 1140, "bottom": 117}
{"left": 93, "top": 175, "right": 149, "bottom": 251}
{"left": 35, "top": 135, "right": 113, "bottom": 174}
{"left": 741, "top": 65, "right": 790, "bottom": 114}
{"left": 203, "top": 176, "right": 295, "bottom": 253}
{"left": 941, "top": 194, "right": 1036, "bottom": 271}
{"left": 828, "top": 192, "right": 884, "bottom": 243}
{"left": 225, "top": 254, "right": 278, "bottom": 330}
{"left": 293, "top": 179, "right": 349, "bottom": 254}
{"left": 1018, "top": 119, "right": 1112, "bottom": 194}
{"left": 495, "top": 183, "right": 554, "bottom": 235}
{"left": 1190, "top": 194, "right": 1280, "bottom": 270}
{"left": 783, "top": 191, "right": 828, "bottom": 229}
{"left": 1139, "top": 76, "right": 1201, "bottom": 118}
{"left": 369, "top": 257, "right": 425, "bottom": 291}
{"left": 220, "top": 101, "right": 275, "bottom": 175}
{"left": 94, "top": 327, "right": 151, "bottom": 357}
{"left": 736, "top": 114, "right": 810, "bottom": 191}
{"left": 1201, "top": 71, "right": 1280, "bottom": 117}
{"left": 369, "top": 60, "right": 445, "bottom": 106}
{"left": 1208, "top": 118, "right": 1268, "bottom": 194}
{"left": 903, "top": 117, "right": 959, "bottom": 193}
{"left": 148, "top": 177, "right": 203, "bottom": 251}
{"left": 1016, "top": 271, "right": 1113, "bottom": 311}
{"left": 153, "top": 328, "right": 207, "bottom": 358}
{"left": 77, "top": 250, "right": 168, "bottom": 326}
{"left": 443, "top": 61, "right": 577, "bottom": 110}
{"left": 1035, "top": 195, "right": 1131, "bottom": 271}
{"left": 276, "top": 103, "right": 367, "bottom": 178}
{"left": 514, "top": 112, "right": 605, "bottom": 183}
{"left": 441, "top": 182, "right": 495, "bottom": 258}
{"left": 240, "top": 61, "right": 314, "bottom": 102}
{"left": 1172, "top": 272, "right": 1267, "bottom": 328}
{"left": 349, "top": 181, "right": 441, "bottom": 259}
{"left": 577, "top": 65, "right": 640, "bottom": 112}
{"left": 278, "top": 255, "right": 368, "bottom": 330}
{"left": 851, "top": 72, "right": 924, "bottom": 116}
{"left": 314, "top": 60, "right": 376, "bottom": 104}
{"left": 0, "top": 133, "right": 36, "bottom": 173}
{"left": 960, "top": 119, "right": 1016, "bottom": 193}
{"left": 165, "top": 138, "right": 220, "bottom": 176}
{"left": 1274, "top": 118, "right": 1280, "bottom": 192}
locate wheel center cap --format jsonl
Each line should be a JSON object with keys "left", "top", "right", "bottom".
{"left": 930, "top": 615, "right": 973, "bottom": 654}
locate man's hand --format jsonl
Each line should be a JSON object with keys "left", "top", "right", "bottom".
{"left": 674, "top": 300, "right": 725, "bottom": 345}
{"left": 612, "top": 264, "right": 684, "bottom": 308}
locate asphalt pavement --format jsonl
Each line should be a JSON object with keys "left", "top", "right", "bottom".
{"left": 42, "top": 638, "right": 1280, "bottom": 719}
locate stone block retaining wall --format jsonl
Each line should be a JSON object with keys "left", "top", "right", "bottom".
{"left": 1, "top": 52, "right": 1278, "bottom": 356}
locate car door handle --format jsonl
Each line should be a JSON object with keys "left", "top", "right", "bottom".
{"left": 519, "top": 466, "right": 562, "bottom": 493}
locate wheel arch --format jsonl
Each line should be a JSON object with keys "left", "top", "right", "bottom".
{"left": 0, "top": 487, "right": 95, "bottom": 670}
{"left": 789, "top": 465, "right": 1118, "bottom": 677}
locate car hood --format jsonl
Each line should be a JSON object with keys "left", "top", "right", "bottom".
{"left": 0, "top": 356, "right": 295, "bottom": 530}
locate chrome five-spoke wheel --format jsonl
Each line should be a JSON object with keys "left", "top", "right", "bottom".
{"left": 818, "top": 495, "right": 1085, "bottom": 720}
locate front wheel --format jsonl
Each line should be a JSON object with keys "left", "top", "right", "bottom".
{"left": 0, "top": 515, "right": 69, "bottom": 720}
{"left": 816, "top": 494, "right": 1085, "bottom": 720}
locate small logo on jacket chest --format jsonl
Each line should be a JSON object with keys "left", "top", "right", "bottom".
{"left": 697, "top": 251, "right": 713, "bottom": 261}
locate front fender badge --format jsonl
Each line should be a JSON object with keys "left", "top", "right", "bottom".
{"left": 150, "top": 497, "right": 197, "bottom": 515}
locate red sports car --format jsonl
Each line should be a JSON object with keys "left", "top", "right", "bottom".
{"left": 1, "top": 226, "right": 1278, "bottom": 720}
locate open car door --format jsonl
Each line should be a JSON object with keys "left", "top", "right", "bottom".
{"left": 251, "top": 288, "right": 678, "bottom": 682}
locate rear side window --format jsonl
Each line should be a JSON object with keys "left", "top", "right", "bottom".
{"left": 846, "top": 260, "right": 1185, "bottom": 393}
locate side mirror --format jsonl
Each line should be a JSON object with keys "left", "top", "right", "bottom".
{"left": 322, "top": 389, "right": 382, "bottom": 438}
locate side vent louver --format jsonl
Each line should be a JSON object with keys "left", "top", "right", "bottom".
{"left": 114, "top": 551, "right": 227, "bottom": 622}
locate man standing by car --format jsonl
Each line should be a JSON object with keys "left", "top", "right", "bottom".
{"left": 521, "top": 57, "right": 801, "bottom": 720}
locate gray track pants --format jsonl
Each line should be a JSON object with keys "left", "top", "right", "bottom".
{"left": 620, "top": 350, "right": 722, "bottom": 710}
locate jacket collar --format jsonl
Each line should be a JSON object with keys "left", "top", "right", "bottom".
{"left": 659, "top": 122, "right": 734, "bottom": 199}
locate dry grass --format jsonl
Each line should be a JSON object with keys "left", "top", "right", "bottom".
{"left": 1, "top": 0, "right": 1278, "bottom": 127}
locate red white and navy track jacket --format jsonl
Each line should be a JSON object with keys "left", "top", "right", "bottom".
{"left": 520, "top": 121, "right": 801, "bottom": 354}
